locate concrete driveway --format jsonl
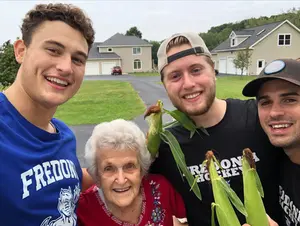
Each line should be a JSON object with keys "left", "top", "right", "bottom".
{"left": 71, "top": 74, "right": 174, "bottom": 167}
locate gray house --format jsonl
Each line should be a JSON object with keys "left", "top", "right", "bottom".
{"left": 211, "top": 20, "right": 300, "bottom": 75}
{"left": 85, "top": 33, "right": 153, "bottom": 75}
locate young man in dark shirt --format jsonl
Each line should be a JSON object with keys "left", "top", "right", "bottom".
{"left": 150, "top": 32, "right": 282, "bottom": 226}
{"left": 243, "top": 58, "right": 300, "bottom": 226}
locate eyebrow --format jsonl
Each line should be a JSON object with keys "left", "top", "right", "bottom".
{"left": 257, "top": 92, "right": 300, "bottom": 101}
{"left": 167, "top": 63, "right": 203, "bottom": 75}
{"left": 45, "top": 40, "right": 88, "bottom": 60}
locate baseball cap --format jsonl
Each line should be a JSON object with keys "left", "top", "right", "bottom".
{"left": 157, "top": 32, "right": 212, "bottom": 74}
{"left": 243, "top": 59, "right": 300, "bottom": 97}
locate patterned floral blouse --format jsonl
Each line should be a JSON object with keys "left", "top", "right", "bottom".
{"left": 77, "top": 174, "right": 186, "bottom": 226}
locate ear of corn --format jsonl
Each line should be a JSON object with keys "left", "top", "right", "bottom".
{"left": 205, "top": 151, "right": 247, "bottom": 226}
{"left": 163, "top": 109, "right": 209, "bottom": 138}
{"left": 160, "top": 130, "right": 202, "bottom": 200}
{"left": 242, "top": 148, "right": 268, "bottom": 226}
{"left": 144, "top": 100, "right": 163, "bottom": 158}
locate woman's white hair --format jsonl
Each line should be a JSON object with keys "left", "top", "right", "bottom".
{"left": 85, "top": 119, "right": 152, "bottom": 179}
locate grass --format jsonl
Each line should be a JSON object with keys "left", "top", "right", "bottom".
{"left": 130, "top": 72, "right": 159, "bottom": 76}
{"left": 54, "top": 80, "right": 145, "bottom": 125}
{"left": 216, "top": 75, "right": 256, "bottom": 100}
{"left": 3, "top": 75, "right": 256, "bottom": 125}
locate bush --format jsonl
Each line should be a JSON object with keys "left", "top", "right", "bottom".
{"left": 0, "top": 40, "right": 19, "bottom": 87}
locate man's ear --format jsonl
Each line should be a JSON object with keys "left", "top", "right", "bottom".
{"left": 14, "top": 39, "right": 26, "bottom": 64}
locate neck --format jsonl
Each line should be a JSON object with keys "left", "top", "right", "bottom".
{"left": 107, "top": 193, "right": 142, "bottom": 224}
{"left": 4, "top": 81, "right": 57, "bottom": 133}
{"left": 190, "top": 98, "right": 227, "bottom": 128}
{"left": 284, "top": 148, "right": 300, "bottom": 165}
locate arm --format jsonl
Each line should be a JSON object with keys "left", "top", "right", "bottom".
{"left": 81, "top": 168, "right": 95, "bottom": 192}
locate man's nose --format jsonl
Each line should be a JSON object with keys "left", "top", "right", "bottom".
{"left": 269, "top": 103, "right": 285, "bottom": 118}
{"left": 182, "top": 73, "right": 196, "bottom": 89}
{"left": 56, "top": 55, "right": 73, "bottom": 75}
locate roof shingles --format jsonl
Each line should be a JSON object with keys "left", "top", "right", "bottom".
{"left": 100, "top": 33, "right": 152, "bottom": 46}
{"left": 88, "top": 42, "right": 121, "bottom": 59}
{"left": 87, "top": 33, "right": 152, "bottom": 59}
{"left": 211, "top": 21, "right": 283, "bottom": 53}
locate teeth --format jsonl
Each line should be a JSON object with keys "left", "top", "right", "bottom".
{"left": 114, "top": 187, "right": 129, "bottom": 192}
{"left": 46, "top": 77, "right": 68, "bottom": 86}
{"left": 272, "top": 124, "right": 290, "bottom": 129}
{"left": 185, "top": 93, "right": 200, "bottom": 99}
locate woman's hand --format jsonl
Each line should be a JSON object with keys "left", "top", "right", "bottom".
{"left": 172, "top": 216, "right": 188, "bottom": 226}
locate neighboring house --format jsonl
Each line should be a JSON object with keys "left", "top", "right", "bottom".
{"left": 85, "top": 33, "right": 153, "bottom": 75}
{"left": 211, "top": 20, "right": 300, "bottom": 75}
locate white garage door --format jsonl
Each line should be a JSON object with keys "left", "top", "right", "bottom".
{"left": 219, "top": 59, "right": 226, "bottom": 73}
{"left": 227, "top": 57, "right": 236, "bottom": 74}
{"left": 85, "top": 62, "right": 99, "bottom": 76}
{"left": 101, "top": 62, "right": 117, "bottom": 75}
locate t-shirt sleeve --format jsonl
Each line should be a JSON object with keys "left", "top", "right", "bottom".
{"left": 76, "top": 190, "right": 93, "bottom": 226}
{"left": 159, "top": 175, "right": 186, "bottom": 218}
{"left": 76, "top": 194, "right": 87, "bottom": 225}
{"left": 169, "top": 182, "right": 186, "bottom": 218}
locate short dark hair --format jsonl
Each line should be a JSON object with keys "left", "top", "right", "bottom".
{"left": 21, "top": 3, "right": 95, "bottom": 51}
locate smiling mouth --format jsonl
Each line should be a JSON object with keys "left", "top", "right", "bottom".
{"left": 269, "top": 124, "right": 292, "bottom": 129}
{"left": 183, "top": 92, "right": 202, "bottom": 99}
{"left": 46, "top": 77, "right": 69, "bottom": 87}
{"left": 113, "top": 187, "right": 130, "bottom": 193}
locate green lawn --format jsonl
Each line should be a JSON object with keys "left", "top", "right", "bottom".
{"left": 216, "top": 75, "right": 256, "bottom": 100}
{"left": 130, "top": 72, "right": 159, "bottom": 76}
{"left": 54, "top": 81, "right": 145, "bottom": 125}
{"left": 3, "top": 76, "right": 256, "bottom": 125}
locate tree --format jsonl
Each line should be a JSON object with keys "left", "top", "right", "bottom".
{"left": 125, "top": 26, "right": 142, "bottom": 39}
{"left": 0, "top": 40, "right": 19, "bottom": 87}
{"left": 233, "top": 47, "right": 252, "bottom": 76}
{"left": 149, "top": 40, "right": 160, "bottom": 67}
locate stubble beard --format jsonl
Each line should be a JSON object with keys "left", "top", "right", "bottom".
{"left": 173, "top": 86, "right": 216, "bottom": 117}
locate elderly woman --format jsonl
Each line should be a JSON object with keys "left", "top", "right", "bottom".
{"left": 77, "top": 119, "right": 186, "bottom": 226}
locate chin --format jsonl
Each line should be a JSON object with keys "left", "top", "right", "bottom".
{"left": 116, "top": 199, "right": 134, "bottom": 208}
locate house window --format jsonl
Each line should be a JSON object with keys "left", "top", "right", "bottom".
{"left": 278, "top": 34, "right": 291, "bottom": 46}
{"left": 133, "top": 47, "right": 141, "bottom": 55}
{"left": 107, "top": 48, "right": 113, "bottom": 52}
{"left": 231, "top": 39, "right": 235, "bottom": 46}
{"left": 134, "top": 59, "right": 142, "bottom": 70}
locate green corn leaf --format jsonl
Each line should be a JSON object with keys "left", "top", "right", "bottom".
{"left": 162, "top": 120, "right": 181, "bottom": 129}
{"left": 160, "top": 130, "right": 202, "bottom": 200}
{"left": 206, "top": 151, "right": 242, "bottom": 226}
{"left": 219, "top": 177, "right": 248, "bottom": 217}
{"left": 242, "top": 148, "right": 268, "bottom": 226}
{"left": 211, "top": 203, "right": 217, "bottom": 226}
{"left": 144, "top": 100, "right": 163, "bottom": 157}
{"left": 215, "top": 204, "right": 234, "bottom": 226}
{"left": 163, "top": 109, "right": 198, "bottom": 138}
{"left": 163, "top": 108, "right": 209, "bottom": 137}
{"left": 254, "top": 170, "right": 264, "bottom": 198}
{"left": 198, "top": 127, "right": 209, "bottom": 136}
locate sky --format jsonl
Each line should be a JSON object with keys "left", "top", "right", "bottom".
{"left": 0, "top": 0, "right": 299, "bottom": 44}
